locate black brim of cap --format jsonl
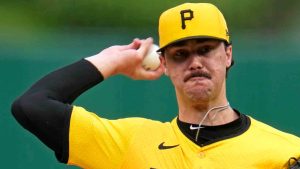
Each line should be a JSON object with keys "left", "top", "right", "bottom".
{"left": 157, "top": 35, "right": 229, "bottom": 52}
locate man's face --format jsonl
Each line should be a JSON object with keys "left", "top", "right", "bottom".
{"left": 161, "top": 39, "right": 232, "bottom": 103}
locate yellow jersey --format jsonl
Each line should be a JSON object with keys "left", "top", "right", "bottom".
{"left": 67, "top": 106, "right": 300, "bottom": 169}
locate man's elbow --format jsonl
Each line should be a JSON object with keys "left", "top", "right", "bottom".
{"left": 11, "top": 95, "right": 35, "bottom": 129}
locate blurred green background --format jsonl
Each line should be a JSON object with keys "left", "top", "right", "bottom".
{"left": 1, "top": 0, "right": 300, "bottom": 168}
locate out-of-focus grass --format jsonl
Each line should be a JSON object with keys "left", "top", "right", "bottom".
{"left": 0, "top": 3, "right": 46, "bottom": 44}
{"left": 1, "top": 0, "right": 300, "bottom": 31}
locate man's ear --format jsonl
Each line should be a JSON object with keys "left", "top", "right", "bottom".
{"left": 225, "top": 45, "right": 233, "bottom": 68}
{"left": 160, "top": 55, "right": 169, "bottom": 76}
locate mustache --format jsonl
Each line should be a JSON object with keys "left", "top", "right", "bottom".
{"left": 184, "top": 71, "right": 212, "bottom": 82}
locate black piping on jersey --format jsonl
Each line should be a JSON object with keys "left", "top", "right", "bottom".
{"left": 11, "top": 59, "right": 103, "bottom": 163}
{"left": 176, "top": 110, "right": 251, "bottom": 147}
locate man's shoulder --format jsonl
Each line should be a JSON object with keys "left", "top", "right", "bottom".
{"left": 248, "top": 116, "right": 300, "bottom": 145}
{"left": 72, "top": 105, "right": 174, "bottom": 130}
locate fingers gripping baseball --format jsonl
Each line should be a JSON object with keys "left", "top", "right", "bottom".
{"left": 85, "top": 38, "right": 163, "bottom": 80}
{"left": 118, "top": 38, "right": 163, "bottom": 80}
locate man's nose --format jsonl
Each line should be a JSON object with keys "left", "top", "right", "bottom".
{"left": 188, "top": 54, "right": 204, "bottom": 70}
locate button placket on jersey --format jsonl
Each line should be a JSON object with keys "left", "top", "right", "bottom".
{"left": 198, "top": 151, "right": 206, "bottom": 158}
{"left": 196, "top": 149, "right": 206, "bottom": 169}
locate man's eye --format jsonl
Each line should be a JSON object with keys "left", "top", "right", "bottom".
{"left": 197, "top": 46, "right": 213, "bottom": 55}
{"left": 172, "top": 51, "right": 189, "bottom": 62}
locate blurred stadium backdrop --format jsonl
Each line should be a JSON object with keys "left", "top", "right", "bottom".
{"left": 1, "top": 0, "right": 300, "bottom": 168}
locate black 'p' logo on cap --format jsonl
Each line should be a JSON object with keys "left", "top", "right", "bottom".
{"left": 180, "top": 9, "right": 194, "bottom": 29}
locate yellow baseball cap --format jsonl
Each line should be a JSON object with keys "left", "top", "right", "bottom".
{"left": 158, "top": 3, "right": 230, "bottom": 51}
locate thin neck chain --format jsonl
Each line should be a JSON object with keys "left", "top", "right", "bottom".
{"left": 195, "top": 102, "right": 230, "bottom": 141}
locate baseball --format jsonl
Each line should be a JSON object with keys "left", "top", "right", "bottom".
{"left": 142, "top": 44, "right": 161, "bottom": 71}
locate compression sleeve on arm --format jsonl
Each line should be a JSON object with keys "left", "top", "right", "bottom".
{"left": 11, "top": 59, "right": 103, "bottom": 163}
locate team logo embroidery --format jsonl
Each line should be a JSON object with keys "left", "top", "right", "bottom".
{"left": 180, "top": 9, "right": 194, "bottom": 29}
{"left": 158, "top": 142, "right": 179, "bottom": 150}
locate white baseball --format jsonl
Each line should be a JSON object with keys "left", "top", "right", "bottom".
{"left": 142, "top": 44, "right": 160, "bottom": 71}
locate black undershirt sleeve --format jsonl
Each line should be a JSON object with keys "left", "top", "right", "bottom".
{"left": 11, "top": 59, "right": 103, "bottom": 163}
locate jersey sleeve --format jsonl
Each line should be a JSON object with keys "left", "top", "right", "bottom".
{"left": 67, "top": 106, "right": 145, "bottom": 169}
{"left": 11, "top": 59, "right": 103, "bottom": 163}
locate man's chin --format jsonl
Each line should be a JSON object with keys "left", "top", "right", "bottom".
{"left": 184, "top": 88, "right": 212, "bottom": 102}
